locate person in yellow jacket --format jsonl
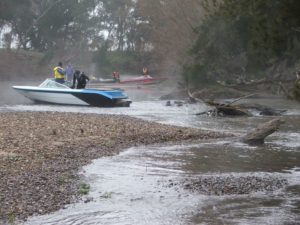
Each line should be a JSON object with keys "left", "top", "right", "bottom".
{"left": 53, "top": 62, "right": 66, "bottom": 84}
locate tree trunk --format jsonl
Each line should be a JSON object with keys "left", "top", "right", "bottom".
{"left": 292, "top": 79, "right": 300, "bottom": 101}
{"left": 241, "top": 119, "right": 285, "bottom": 145}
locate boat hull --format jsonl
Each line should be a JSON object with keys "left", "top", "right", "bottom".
{"left": 95, "top": 76, "right": 167, "bottom": 85}
{"left": 119, "top": 77, "right": 165, "bottom": 85}
{"left": 13, "top": 86, "right": 131, "bottom": 107}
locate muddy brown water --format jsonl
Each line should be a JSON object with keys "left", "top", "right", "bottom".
{"left": 0, "top": 82, "right": 300, "bottom": 225}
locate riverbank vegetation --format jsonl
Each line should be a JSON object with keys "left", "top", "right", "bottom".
{"left": 183, "top": 0, "right": 300, "bottom": 101}
{"left": 1, "top": 0, "right": 300, "bottom": 101}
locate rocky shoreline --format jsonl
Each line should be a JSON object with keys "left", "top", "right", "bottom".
{"left": 163, "top": 175, "right": 288, "bottom": 196}
{"left": 0, "top": 112, "right": 229, "bottom": 224}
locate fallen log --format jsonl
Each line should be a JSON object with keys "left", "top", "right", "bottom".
{"left": 189, "top": 89, "right": 286, "bottom": 116}
{"left": 215, "top": 105, "right": 251, "bottom": 116}
{"left": 226, "top": 93, "right": 257, "bottom": 106}
{"left": 203, "top": 100, "right": 251, "bottom": 116}
{"left": 237, "top": 103, "right": 287, "bottom": 116}
{"left": 195, "top": 104, "right": 251, "bottom": 117}
{"left": 241, "top": 119, "right": 285, "bottom": 145}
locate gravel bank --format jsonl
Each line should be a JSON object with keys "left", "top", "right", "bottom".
{"left": 167, "top": 175, "right": 287, "bottom": 195}
{"left": 0, "top": 111, "right": 229, "bottom": 223}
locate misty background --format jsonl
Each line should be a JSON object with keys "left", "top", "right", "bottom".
{"left": 1, "top": 0, "right": 300, "bottom": 97}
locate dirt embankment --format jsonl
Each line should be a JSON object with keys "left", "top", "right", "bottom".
{"left": 0, "top": 50, "right": 50, "bottom": 81}
{"left": 0, "top": 112, "right": 230, "bottom": 224}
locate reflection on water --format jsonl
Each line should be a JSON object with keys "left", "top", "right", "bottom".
{"left": 0, "top": 80, "right": 41, "bottom": 105}
{"left": 23, "top": 146, "right": 203, "bottom": 225}
{"left": 23, "top": 142, "right": 300, "bottom": 225}
{"left": 193, "top": 195, "right": 299, "bottom": 225}
{"left": 1, "top": 84, "right": 299, "bottom": 225}
{"left": 185, "top": 144, "right": 300, "bottom": 173}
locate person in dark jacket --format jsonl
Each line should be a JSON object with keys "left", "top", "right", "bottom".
{"left": 71, "top": 70, "right": 90, "bottom": 89}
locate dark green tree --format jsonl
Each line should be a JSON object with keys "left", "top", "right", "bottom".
{"left": 186, "top": 0, "right": 300, "bottom": 87}
{"left": 27, "top": 0, "right": 99, "bottom": 51}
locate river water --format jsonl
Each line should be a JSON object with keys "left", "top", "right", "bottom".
{"left": 1, "top": 82, "right": 300, "bottom": 225}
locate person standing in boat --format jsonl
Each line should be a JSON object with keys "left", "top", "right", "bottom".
{"left": 71, "top": 70, "right": 90, "bottom": 89}
{"left": 142, "top": 67, "right": 149, "bottom": 76}
{"left": 142, "top": 67, "right": 152, "bottom": 79}
{"left": 112, "top": 71, "right": 120, "bottom": 82}
{"left": 53, "top": 62, "right": 66, "bottom": 84}
{"left": 65, "top": 63, "right": 74, "bottom": 82}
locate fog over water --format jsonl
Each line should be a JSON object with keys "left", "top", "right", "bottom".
{"left": 1, "top": 0, "right": 299, "bottom": 224}
{"left": 0, "top": 80, "right": 40, "bottom": 105}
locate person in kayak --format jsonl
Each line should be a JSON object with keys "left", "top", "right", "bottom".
{"left": 112, "top": 71, "right": 120, "bottom": 82}
{"left": 53, "top": 62, "right": 66, "bottom": 83}
{"left": 71, "top": 70, "right": 90, "bottom": 89}
{"left": 142, "top": 67, "right": 149, "bottom": 76}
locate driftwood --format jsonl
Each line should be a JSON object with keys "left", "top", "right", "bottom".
{"left": 188, "top": 89, "right": 253, "bottom": 116}
{"left": 188, "top": 88, "right": 287, "bottom": 116}
{"left": 238, "top": 103, "right": 287, "bottom": 116}
{"left": 241, "top": 119, "right": 285, "bottom": 145}
{"left": 226, "top": 93, "right": 256, "bottom": 106}
{"left": 187, "top": 89, "right": 205, "bottom": 103}
{"left": 193, "top": 93, "right": 254, "bottom": 117}
{"left": 187, "top": 88, "right": 285, "bottom": 145}
{"left": 204, "top": 101, "right": 251, "bottom": 116}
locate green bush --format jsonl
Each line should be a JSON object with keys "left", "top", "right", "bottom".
{"left": 93, "top": 49, "right": 138, "bottom": 76}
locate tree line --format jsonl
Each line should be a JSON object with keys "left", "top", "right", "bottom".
{"left": 0, "top": 0, "right": 151, "bottom": 74}
{"left": 184, "top": 0, "right": 300, "bottom": 87}
{"left": 1, "top": 0, "right": 299, "bottom": 83}
{"left": 0, "top": 0, "right": 204, "bottom": 76}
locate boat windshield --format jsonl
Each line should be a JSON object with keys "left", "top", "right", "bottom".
{"left": 39, "top": 79, "right": 71, "bottom": 89}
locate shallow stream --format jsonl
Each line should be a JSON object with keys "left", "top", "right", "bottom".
{"left": 1, "top": 82, "right": 299, "bottom": 225}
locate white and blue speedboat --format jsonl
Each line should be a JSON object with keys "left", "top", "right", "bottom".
{"left": 13, "top": 79, "right": 131, "bottom": 107}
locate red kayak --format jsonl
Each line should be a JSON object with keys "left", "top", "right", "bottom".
{"left": 93, "top": 75, "right": 167, "bottom": 87}
{"left": 119, "top": 75, "right": 167, "bottom": 85}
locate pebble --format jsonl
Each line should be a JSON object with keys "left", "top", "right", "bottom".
{"left": 180, "top": 175, "right": 288, "bottom": 195}
{"left": 0, "top": 111, "right": 230, "bottom": 223}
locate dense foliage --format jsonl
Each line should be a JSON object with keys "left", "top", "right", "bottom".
{"left": 0, "top": 0, "right": 152, "bottom": 75}
{"left": 0, "top": 0, "right": 97, "bottom": 50}
{"left": 1, "top": 0, "right": 299, "bottom": 82}
{"left": 0, "top": 0, "right": 203, "bottom": 77}
{"left": 185, "top": 0, "right": 300, "bottom": 87}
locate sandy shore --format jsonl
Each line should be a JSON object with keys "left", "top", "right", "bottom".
{"left": 0, "top": 111, "right": 229, "bottom": 223}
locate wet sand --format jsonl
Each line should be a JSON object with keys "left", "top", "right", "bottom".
{"left": 0, "top": 111, "right": 229, "bottom": 223}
